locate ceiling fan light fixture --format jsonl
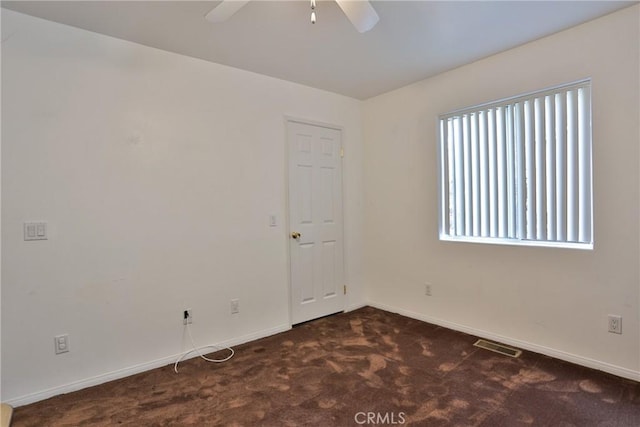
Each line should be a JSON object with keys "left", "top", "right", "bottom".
{"left": 205, "top": 0, "right": 379, "bottom": 32}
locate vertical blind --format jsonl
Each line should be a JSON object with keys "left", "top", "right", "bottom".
{"left": 439, "top": 80, "right": 593, "bottom": 246}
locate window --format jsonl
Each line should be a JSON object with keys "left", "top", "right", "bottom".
{"left": 438, "top": 80, "right": 593, "bottom": 249}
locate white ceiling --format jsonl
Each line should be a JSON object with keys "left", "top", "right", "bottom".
{"left": 2, "top": 1, "right": 636, "bottom": 99}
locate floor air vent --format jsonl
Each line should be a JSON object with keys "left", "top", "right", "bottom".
{"left": 473, "top": 339, "right": 522, "bottom": 358}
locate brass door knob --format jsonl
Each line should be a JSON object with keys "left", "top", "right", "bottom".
{"left": 291, "top": 232, "right": 301, "bottom": 239}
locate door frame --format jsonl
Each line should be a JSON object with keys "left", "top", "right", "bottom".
{"left": 284, "top": 116, "right": 347, "bottom": 327}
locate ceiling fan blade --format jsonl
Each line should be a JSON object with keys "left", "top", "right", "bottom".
{"left": 335, "top": 0, "right": 379, "bottom": 33}
{"left": 204, "top": 0, "right": 251, "bottom": 23}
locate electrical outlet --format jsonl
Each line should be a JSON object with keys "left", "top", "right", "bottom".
{"left": 55, "top": 334, "right": 69, "bottom": 354}
{"left": 230, "top": 299, "right": 240, "bottom": 315}
{"left": 608, "top": 315, "right": 622, "bottom": 334}
{"left": 425, "top": 283, "right": 432, "bottom": 296}
{"left": 183, "top": 309, "right": 193, "bottom": 325}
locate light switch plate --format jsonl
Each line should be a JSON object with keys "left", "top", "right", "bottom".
{"left": 24, "top": 222, "right": 48, "bottom": 241}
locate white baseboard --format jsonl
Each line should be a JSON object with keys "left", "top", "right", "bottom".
{"left": 10, "top": 303, "right": 638, "bottom": 407}
{"left": 6, "top": 323, "right": 291, "bottom": 407}
{"left": 346, "top": 302, "right": 367, "bottom": 312}
{"left": 367, "top": 301, "right": 640, "bottom": 382}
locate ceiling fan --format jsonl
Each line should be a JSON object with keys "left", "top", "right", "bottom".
{"left": 205, "top": 0, "right": 380, "bottom": 33}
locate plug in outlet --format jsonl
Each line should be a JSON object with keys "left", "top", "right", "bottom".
{"left": 425, "top": 283, "right": 432, "bottom": 296}
{"left": 608, "top": 315, "right": 622, "bottom": 334}
{"left": 183, "top": 309, "right": 193, "bottom": 325}
{"left": 230, "top": 299, "right": 239, "bottom": 315}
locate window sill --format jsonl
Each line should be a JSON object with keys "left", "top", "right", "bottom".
{"left": 439, "top": 234, "right": 593, "bottom": 250}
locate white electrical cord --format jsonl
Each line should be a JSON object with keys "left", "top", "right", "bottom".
{"left": 174, "top": 322, "right": 234, "bottom": 373}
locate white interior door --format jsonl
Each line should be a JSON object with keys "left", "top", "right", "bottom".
{"left": 288, "top": 120, "right": 345, "bottom": 325}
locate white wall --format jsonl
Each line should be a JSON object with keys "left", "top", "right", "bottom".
{"left": 1, "top": 10, "right": 365, "bottom": 403}
{"left": 363, "top": 5, "right": 640, "bottom": 379}
{"left": 2, "top": 4, "right": 639, "bottom": 406}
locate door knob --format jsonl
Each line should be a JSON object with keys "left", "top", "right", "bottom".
{"left": 291, "top": 232, "right": 301, "bottom": 239}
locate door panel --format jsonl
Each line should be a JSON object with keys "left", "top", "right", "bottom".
{"left": 288, "top": 120, "right": 344, "bottom": 325}
{"left": 299, "top": 243, "right": 315, "bottom": 303}
{"left": 321, "top": 240, "right": 337, "bottom": 297}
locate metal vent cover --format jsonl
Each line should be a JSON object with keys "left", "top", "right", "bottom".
{"left": 473, "top": 339, "right": 522, "bottom": 358}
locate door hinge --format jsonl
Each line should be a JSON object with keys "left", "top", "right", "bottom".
{"left": 340, "top": 147, "right": 344, "bottom": 158}
{"left": 343, "top": 285, "right": 347, "bottom": 295}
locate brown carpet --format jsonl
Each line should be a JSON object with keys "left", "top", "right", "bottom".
{"left": 12, "top": 307, "right": 640, "bottom": 426}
